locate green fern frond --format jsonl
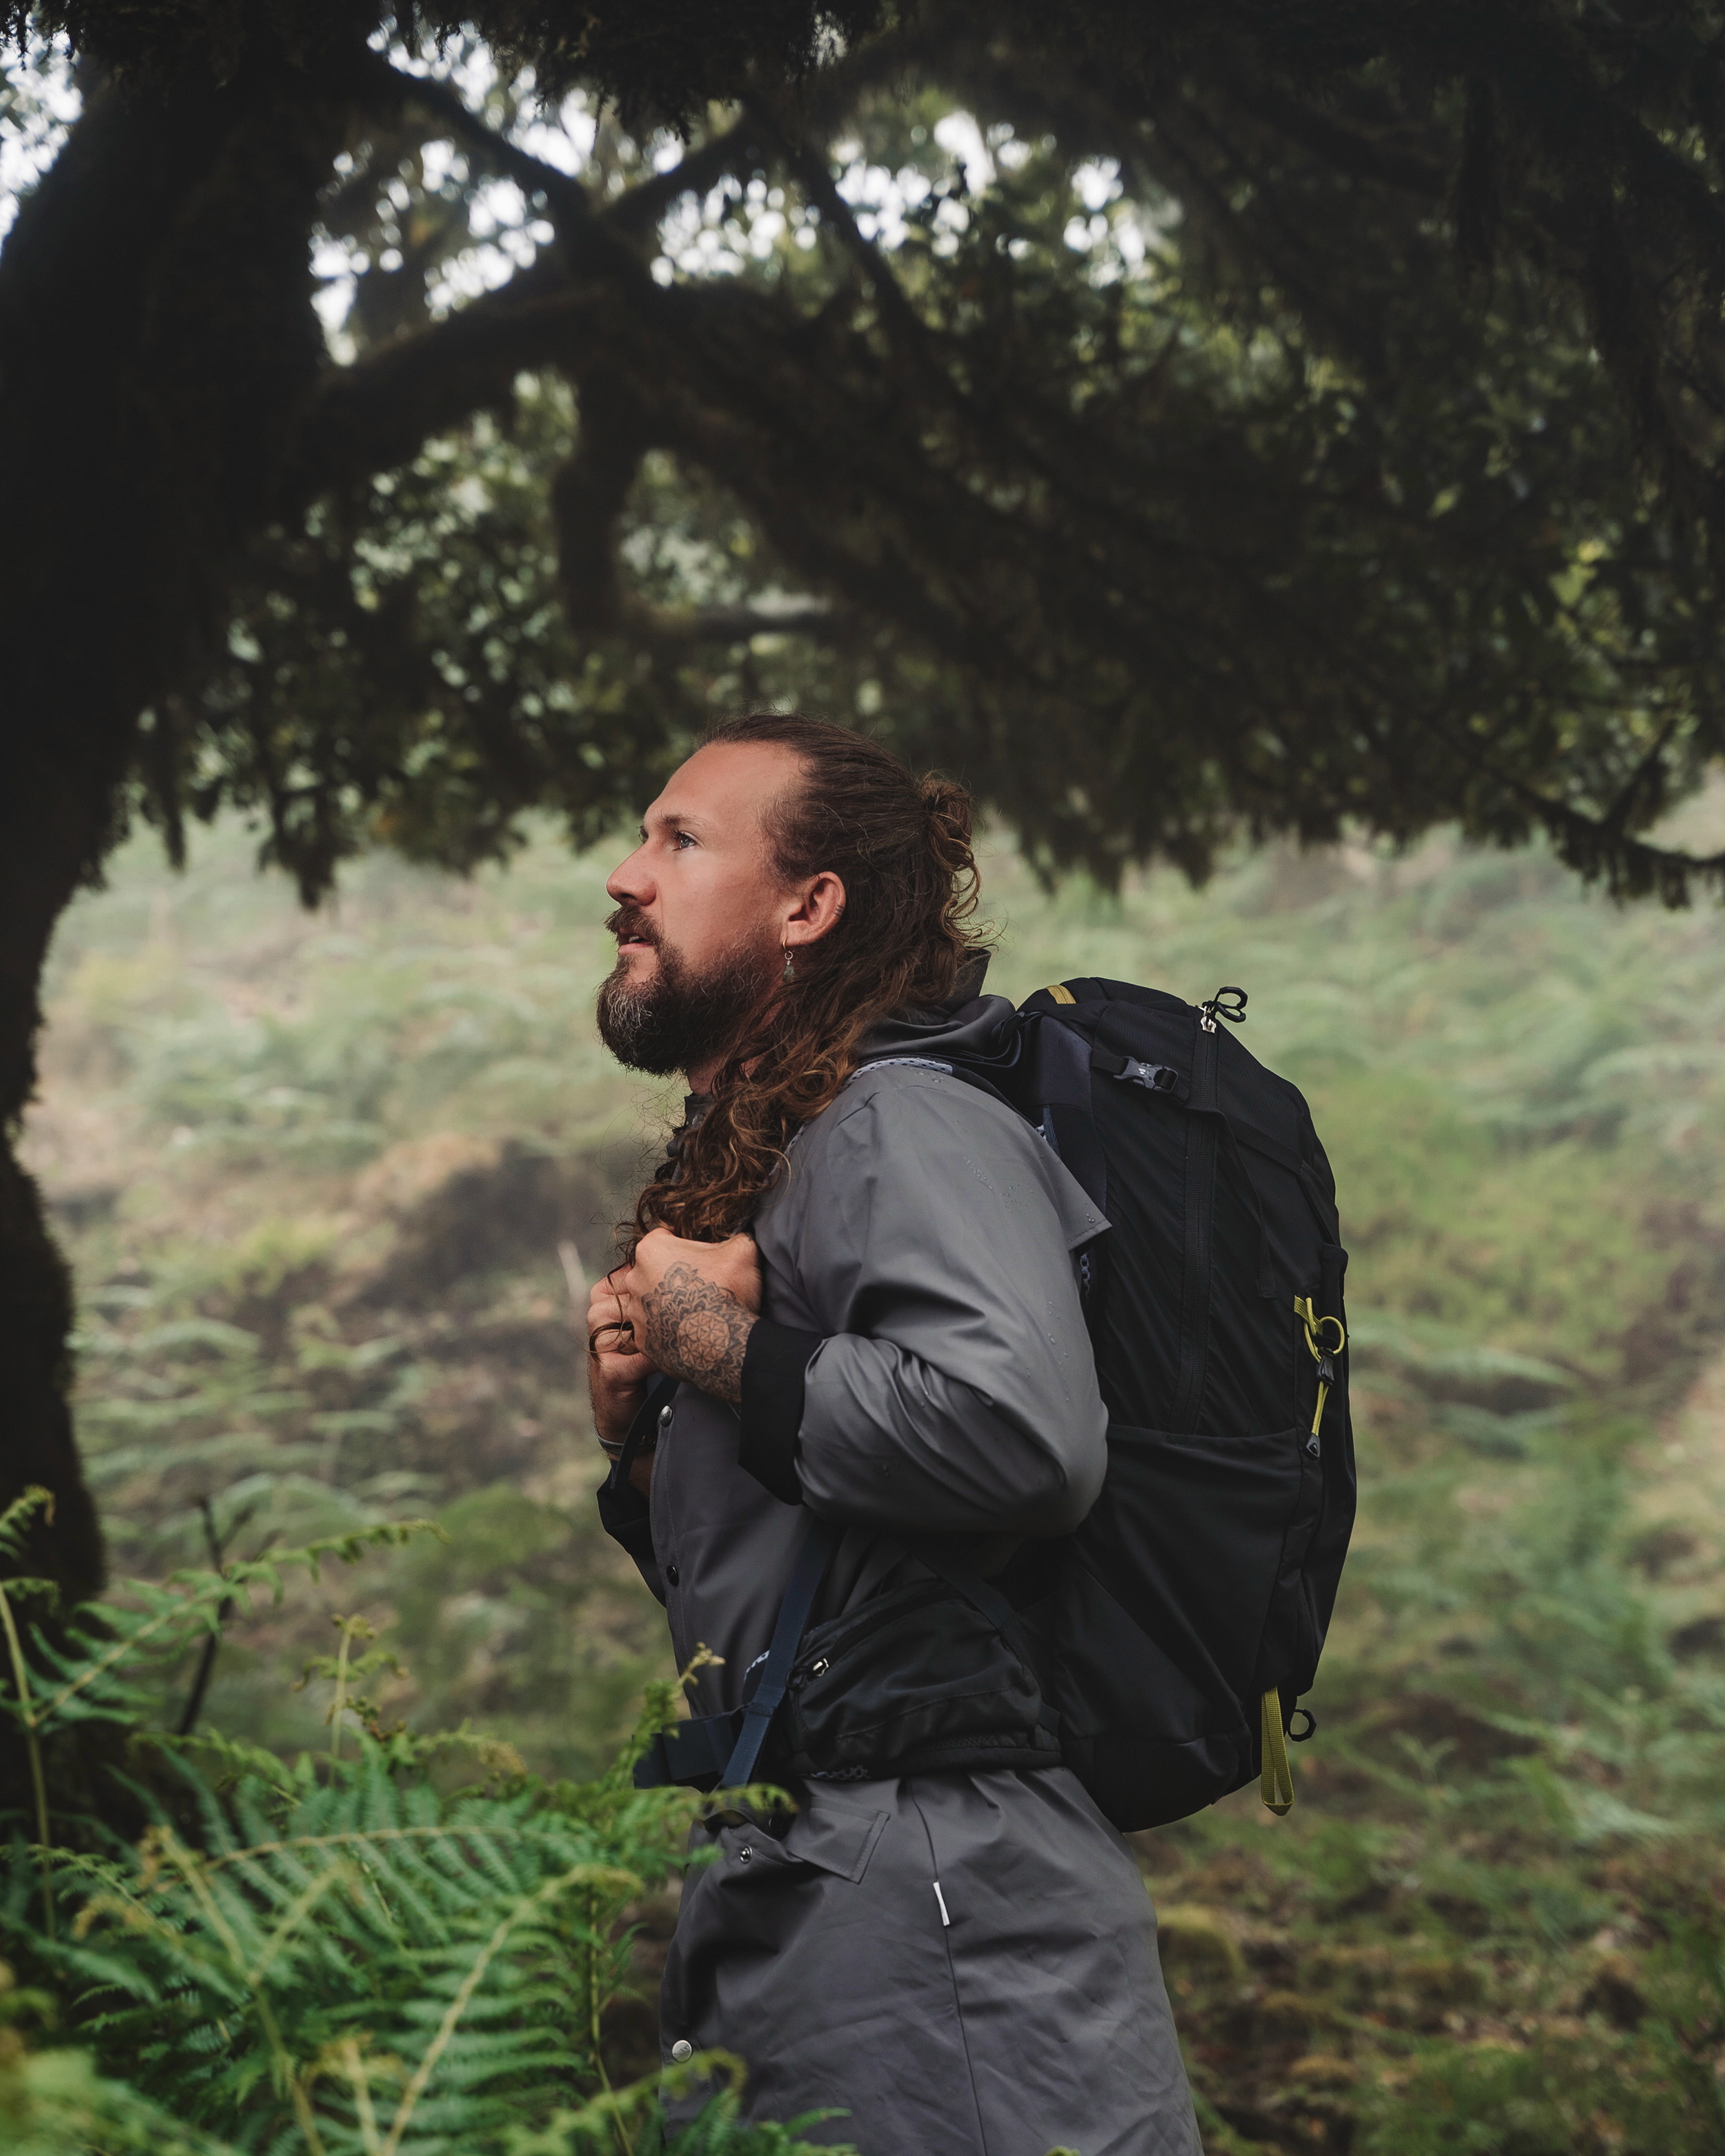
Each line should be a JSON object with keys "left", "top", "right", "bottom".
{"left": 152, "top": 1728, "right": 299, "bottom": 1798}
{"left": 1, "top": 2039, "right": 246, "bottom": 2156}
{"left": 0, "top": 1530, "right": 781, "bottom": 2156}
{"left": 0, "top": 1487, "right": 55, "bottom": 1574}
{"left": 28, "top": 1730, "right": 696, "bottom": 2154}
{"left": 502, "top": 2057, "right": 859, "bottom": 2156}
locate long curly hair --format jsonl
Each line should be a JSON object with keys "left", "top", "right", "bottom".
{"left": 629, "top": 713, "right": 989, "bottom": 1249}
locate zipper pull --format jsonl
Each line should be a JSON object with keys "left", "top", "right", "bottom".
{"left": 1308, "top": 1359, "right": 1334, "bottom": 1455}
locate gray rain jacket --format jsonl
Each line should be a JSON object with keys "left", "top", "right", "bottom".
{"left": 603, "top": 981, "right": 1200, "bottom": 2156}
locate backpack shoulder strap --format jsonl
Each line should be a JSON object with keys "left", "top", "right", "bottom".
{"left": 848, "top": 1054, "right": 1014, "bottom": 1111}
{"left": 632, "top": 1511, "right": 842, "bottom": 1793}
{"left": 717, "top": 1513, "right": 842, "bottom": 1788}
{"left": 1021, "top": 1010, "right": 1110, "bottom": 1215}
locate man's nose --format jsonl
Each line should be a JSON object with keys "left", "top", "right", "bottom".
{"left": 606, "top": 845, "right": 653, "bottom": 904}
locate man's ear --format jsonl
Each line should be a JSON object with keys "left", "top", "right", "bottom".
{"left": 782, "top": 871, "right": 847, "bottom": 949}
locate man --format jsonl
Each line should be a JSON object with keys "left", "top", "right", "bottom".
{"left": 589, "top": 714, "right": 1199, "bottom": 2156}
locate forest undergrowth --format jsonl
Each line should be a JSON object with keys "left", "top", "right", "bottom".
{"left": 8, "top": 817, "right": 1725, "bottom": 2153}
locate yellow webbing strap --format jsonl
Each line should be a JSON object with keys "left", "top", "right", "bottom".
{"left": 1268, "top": 1298, "right": 1346, "bottom": 1812}
{"left": 1261, "top": 1688, "right": 1294, "bottom": 1814}
{"left": 1293, "top": 1295, "right": 1347, "bottom": 1438}
{"left": 1044, "top": 982, "right": 1076, "bottom": 1004}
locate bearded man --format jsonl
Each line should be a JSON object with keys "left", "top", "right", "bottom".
{"left": 588, "top": 714, "right": 1199, "bottom": 2156}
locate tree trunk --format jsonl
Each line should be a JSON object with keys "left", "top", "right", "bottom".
{"left": 0, "top": 34, "right": 360, "bottom": 1812}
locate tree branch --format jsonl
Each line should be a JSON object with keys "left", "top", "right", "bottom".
{"left": 359, "top": 53, "right": 773, "bottom": 268}
{"left": 551, "top": 369, "right": 651, "bottom": 631}
{"left": 603, "top": 117, "right": 771, "bottom": 239}
{"left": 281, "top": 271, "right": 611, "bottom": 512}
{"left": 1215, "top": 75, "right": 1447, "bottom": 197}
{"left": 744, "top": 91, "right": 945, "bottom": 375}
{"left": 355, "top": 50, "right": 598, "bottom": 241}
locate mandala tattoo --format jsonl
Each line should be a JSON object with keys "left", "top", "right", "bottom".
{"left": 639, "top": 1262, "right": 756, "bottom": 1407}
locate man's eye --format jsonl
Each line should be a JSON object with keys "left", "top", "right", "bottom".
{"left": 672, "top": 831, "right": 696, "bottom": 849}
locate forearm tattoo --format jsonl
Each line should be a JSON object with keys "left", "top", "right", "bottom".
{"left": 640, "top": 1262, "right": 755, "bottom": 1407}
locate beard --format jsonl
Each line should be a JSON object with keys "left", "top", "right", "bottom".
{"left": 595, "top": 907, "right": 777, "bottom": 1076}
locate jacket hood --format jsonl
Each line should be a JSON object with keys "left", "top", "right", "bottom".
{"left": 856, "top": 953, "right": 1021, "bottom": 1072}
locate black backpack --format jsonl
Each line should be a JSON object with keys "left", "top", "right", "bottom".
{"left": 980, "top": 978, "right": 1355, "bottom": 1829}
{"left": 631, "top": 978, "right": 1354, "bottom": 1832}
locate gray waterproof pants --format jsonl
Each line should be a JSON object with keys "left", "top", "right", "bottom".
{"left": 662, "top": 1766, "right": 1201, "bottom": 2155}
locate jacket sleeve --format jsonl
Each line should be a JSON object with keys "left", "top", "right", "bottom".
{"left": 595, "top": 1470, "right": 667, "bottom": 1602}
{"left": 594, "top": 1380, "right": 674, "bottom": 1601}
{"left": 781, "top": 1077, "right": 1109, "bottom": 1538}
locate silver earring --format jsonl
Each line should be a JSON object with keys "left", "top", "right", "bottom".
{"left": 782, "top": 947, "right": 795, "bottom": 984}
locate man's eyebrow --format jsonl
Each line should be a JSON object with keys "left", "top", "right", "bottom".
{"left": 643, "top": 807, "right": 709, "bottom": 836}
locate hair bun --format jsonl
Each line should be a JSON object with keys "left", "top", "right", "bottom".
{"left": 919, "top": 773, "right": 974, "bottom": 851}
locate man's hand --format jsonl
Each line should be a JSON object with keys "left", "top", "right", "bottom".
{"left": 613, "top": 1229, "right": 762, "bottom": 1410}
{"left": 586, "top": 1271, "right": 654, "bottom": 1492}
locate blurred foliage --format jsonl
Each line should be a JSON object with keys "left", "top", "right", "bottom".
{"left": 20, "top": 0, "right": 1725, "bottom": 1682}
{"left": 12, "top": 13, "right": 1725, "bottom": 2139}
{"left": 12, "top": 809, "right": 1725, "bottom": 2148}
{"left": 14, "top": 11, "right": 1725, "bottom": 900}
{"left": 23, "top": 824, "right": 660, "bottom": 1774}
{"left": 0, "top": 1493, "right": 851, "bottom": 2156}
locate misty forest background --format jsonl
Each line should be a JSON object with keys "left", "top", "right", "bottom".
{"left": 20, "top": 804, "right": 1725, "bottom": 2153}
{"left": 10, "top": 7, "right": 1725, "bottom": 2153}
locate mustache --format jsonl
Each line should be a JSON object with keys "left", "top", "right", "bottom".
{"left": 605, "top": 905, "right": 659, "bottom": 949}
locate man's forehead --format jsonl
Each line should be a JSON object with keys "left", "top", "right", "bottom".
{"left": 644, "top": 741, "right": 804, "bottom": 835}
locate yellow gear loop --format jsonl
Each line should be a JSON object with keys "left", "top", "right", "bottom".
{"left": 1263, "top": 1298, "right": 1347, "bottom": 1816}
{"left": 1260, "top": 1687, "right": 1294, "bottom": 1814}
{"left": 1292, "top": 1295, "right": 1346, "bottom": 1438}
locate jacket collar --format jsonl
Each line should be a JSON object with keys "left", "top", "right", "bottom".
{"left": 855, "top": 953, "right": 1020, "bottom": 1072}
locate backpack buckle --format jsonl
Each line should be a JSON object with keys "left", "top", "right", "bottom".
{"left": 1118, "top": 1056, "right": 1178, "bottom": 1092}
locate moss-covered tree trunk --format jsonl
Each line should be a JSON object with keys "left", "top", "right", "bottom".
{"left": 0, "top": 39, "right": 358, "bottom": 1797}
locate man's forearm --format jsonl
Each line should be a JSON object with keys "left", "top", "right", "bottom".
{"left": 639, "top": 1260, "right": 756, "bottom": 1407}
